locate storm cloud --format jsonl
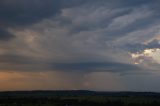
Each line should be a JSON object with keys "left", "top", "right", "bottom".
{"left": 0, "top": 0, "right": 84, "bottom": 41}
{"left": 0, "top": 0, "right": 85, "bottom": 25}
{"left": 0, "top": 0, "right": 160, "bottom": 91}
{"left": 0, "top": 0, "right": 160, "bottom": 72}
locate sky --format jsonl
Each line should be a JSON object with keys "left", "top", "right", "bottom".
{"left": 0, "top": 0, "right": 160, "bottom": 92}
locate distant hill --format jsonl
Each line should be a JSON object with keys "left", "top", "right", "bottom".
{"left": 0, "top": 90, "right": 160, "bottom": 97}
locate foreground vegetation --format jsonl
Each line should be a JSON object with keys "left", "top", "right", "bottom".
{"left": 0, "top": 91, "right": 160, "bottom": 106}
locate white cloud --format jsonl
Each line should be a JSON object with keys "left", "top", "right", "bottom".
{"left": 130, "top": 48, "right": 160, "bottom": 69}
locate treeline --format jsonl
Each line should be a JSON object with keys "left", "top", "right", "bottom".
{"left": 0, "top": 91, "right": 160, "bottom": 106}
{"left": 0, "top": 96, "right": 160, "bottom": 106}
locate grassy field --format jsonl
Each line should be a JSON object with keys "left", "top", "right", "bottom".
{"left": 0, "top": 91, "right": 160, "bottom": 106}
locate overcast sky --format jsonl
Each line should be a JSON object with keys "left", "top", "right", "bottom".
{"left": 0, "top": 0, "right": 160, "bottom": 91}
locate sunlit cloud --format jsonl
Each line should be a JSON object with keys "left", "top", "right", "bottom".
{"left": 130, "top": 48, "right": 160, "bottom": 65}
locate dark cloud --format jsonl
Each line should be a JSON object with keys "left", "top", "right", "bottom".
{"left": 118, "top": 0, "right": 153, "bottom": 7}
{"left": 0, "top": 0, "right": 158, "bottom": 73}
{"left": 124, "top": 39, "right": 160, "bottom": 52}
{"left": 63, "top": 0, "right": 159, "bottom": 43}
{"left": 0, "top": 0, "right": 154, "bottom": 27}
{"left": 0, "top": 0, "right": 85, "bottom": 41}
{"left": 0, "top": 0, "right": 59, "bottom": 25}
{"left": 0, "top": 0, "right": 160, "bottom": 92}
{"left": 0, "top": 29, "right": 15, "bottom": 40}
{"left": 146, "top": 39, "right": 160, "bottom": 48}
{"left": 0, "top": 0, "right": 158, "bottom": 41}
{"left": 51, "top": 62, "right": 141, "bottom": 72}
{"left": 0, "top": 0, "right": 85, "bottom": 26}
{"left": 0, "top": 53, "right": 141, "bottom": 72}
